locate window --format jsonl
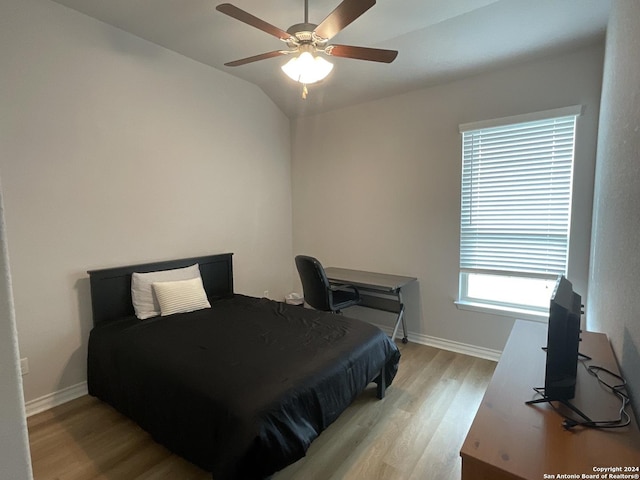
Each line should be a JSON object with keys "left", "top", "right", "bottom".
{"left": 457, "top": 106, "right": 582, "bottom": 319}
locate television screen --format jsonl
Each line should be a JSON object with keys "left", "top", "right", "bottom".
{"left": 543, "top": 275, "right": 582, "bottom": 400}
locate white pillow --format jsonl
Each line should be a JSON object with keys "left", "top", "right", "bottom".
{"left": 152, "top": 277, "right": 211, "bottom": 316}
{"left": 131, "top": 264, "right": 200, "bottom": 319}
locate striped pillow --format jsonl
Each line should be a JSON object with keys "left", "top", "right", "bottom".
{"left": 152, "top": 276, "right": 211, "bottom": 316}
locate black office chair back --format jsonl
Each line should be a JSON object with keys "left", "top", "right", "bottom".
{"left": 295, "top": 255, "right": 332, "bottom": 311}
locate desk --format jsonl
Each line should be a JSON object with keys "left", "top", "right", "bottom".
{"left": 460, "top": 320, "right": 640, "bottom": 480}
{"left": 324, "top": 267, "right": 417, "bottom": 344}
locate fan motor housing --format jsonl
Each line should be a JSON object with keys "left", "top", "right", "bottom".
{"left": 286, "top": 22, "right": 326, "bottom": 46}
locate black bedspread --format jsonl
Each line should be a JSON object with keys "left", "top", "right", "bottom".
{"left": 87, "top": 294, "right": 400, "bottom": 479}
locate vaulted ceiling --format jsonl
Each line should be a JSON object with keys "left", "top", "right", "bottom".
{"left": 50, "top": 0, "right": 611, "bottom": 117}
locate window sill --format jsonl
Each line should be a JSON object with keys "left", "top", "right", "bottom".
{"left": 454, "top": 300, "right": 547, "bottom": 323}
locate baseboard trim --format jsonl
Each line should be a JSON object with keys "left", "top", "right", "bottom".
{"left": 25, "top": 381, "right": 88, "bottom": 417}
{"left": 410, "top": 333, "right": 502, "bottom": 362}
{"left": 373, "top": 324, "right": 502, "bottom": 362}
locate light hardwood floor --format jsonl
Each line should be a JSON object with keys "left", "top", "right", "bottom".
{"left": 27, "top": 342, "right": 495, "bottom": 480}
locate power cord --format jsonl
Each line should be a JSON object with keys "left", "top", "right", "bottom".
{"left": 559, "top": 363, "right": 630, "bottom": 430}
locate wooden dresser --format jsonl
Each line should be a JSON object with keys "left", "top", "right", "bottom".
{"left": 460, "top": 320, "right": 640, "bottom": 480}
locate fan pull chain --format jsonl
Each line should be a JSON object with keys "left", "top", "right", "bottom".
{"left": 302, "top": 84, "right": 308, "bottom": 99}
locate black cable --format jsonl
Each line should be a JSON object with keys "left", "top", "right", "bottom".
{"left": 529, "top": 356, "right": 631, "bottom": 430}
{"left": 561, "top": 362, "right": 630, "bottom": 430}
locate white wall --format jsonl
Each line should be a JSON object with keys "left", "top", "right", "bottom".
{"left": 588, "top": 0, "right": 640, "bottom": 417}
{"left": 292, "top": 45, "right": 604, "bottom": 353}
{"left": 0, "top": 0, "right": 293, "bottom": 403}
{"left": 0, "top": 180, "right": 33, "bottom": 480}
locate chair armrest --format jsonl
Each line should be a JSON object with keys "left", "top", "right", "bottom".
{"left": 330, "top": 283, "right": 360, "bottom": 300}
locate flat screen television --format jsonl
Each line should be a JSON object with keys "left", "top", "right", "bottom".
{"left": 542, "top": 275, "right": 582, "bottom": 400}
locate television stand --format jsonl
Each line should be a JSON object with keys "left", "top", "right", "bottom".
{"left": 540, "top": 346, "right": 592, "bottom": 361}
{"left": 525, "top": 395, "right": 593, "bottom": 424}
{"left": 527, "top": 343, "right": 594, "bottom": 422}
{"left": 460, "top": 320, "right": 640, "bottom": 480}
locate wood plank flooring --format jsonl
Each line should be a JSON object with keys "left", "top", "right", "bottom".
{"left": 27, "top": 342, "right": 495, "bottom": 480}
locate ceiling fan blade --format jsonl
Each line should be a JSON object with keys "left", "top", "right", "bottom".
{"left": 326, "top": 44, "right": 398, "bottom": 63}
{"left": 314, "top": 0, "right": 376, "bottom": 41}
{"left": 224, "top": 50, "right": 287, "bottom": 67}
{"left": 216, "top": 3, "right": 293, "bottom": 41}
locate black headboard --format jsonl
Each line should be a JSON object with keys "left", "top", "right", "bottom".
{"left": 87, "top": 253, "right": 234, "bottom": 326}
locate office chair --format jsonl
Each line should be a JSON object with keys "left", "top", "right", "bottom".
{"left": 295, "top": 255, "right": 361, "bottom": 314}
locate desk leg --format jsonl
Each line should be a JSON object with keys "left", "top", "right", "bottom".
{"left": 390, "top": 290, "right": 408, "bottom": 344}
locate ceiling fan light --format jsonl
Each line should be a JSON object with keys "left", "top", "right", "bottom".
{"left": 281, "top": 52, "right": 333, "bottom": 85}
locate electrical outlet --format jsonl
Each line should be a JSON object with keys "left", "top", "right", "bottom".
{"left": 263, "top": 290, "right": 269, "bottom": 298}
{"left": 20, "top": 358, "right": 29, "bottom": 376}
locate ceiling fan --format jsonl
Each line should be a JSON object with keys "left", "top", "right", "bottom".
{"left": 216, "top": 0, "right": 398, "bottom": 98}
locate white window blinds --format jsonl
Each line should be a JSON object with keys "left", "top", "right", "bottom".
{"left": 459, "top": 109, "right": 580, "bottom": 280}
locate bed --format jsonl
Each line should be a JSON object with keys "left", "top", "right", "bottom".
{"left": 86, "top": 253, "right": 400, "bottom": 479}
